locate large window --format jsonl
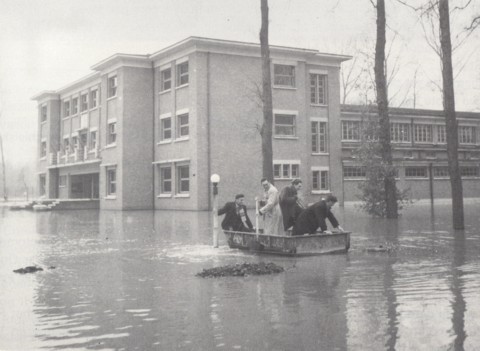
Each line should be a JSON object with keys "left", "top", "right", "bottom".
{"left": 343, "top": 166, "right": 366, "bottom": 179}
{"left": 433, "top": 167, "right": 449, "bottom": 178}
{"left": 160, "top": 166, "right": 172, "bottom": 194}
{"left": 107, "top": 122, "right": 117, "bottom": 144}
{"left": 176, "top": 114, "right": 189, "bottom": 138}
{"left": 310, "top": 74, "right": 327, "bottom": 105}
{"left": 80, "top": 93, "right": 88, "bottom": 112}
{"left": 63, "top": 138, "right": 70, "bottom": 154}
{"left": 63, "top": 100, "right": 70, "bottom": 117}
{"left": 273, "top": 162, "right": 300, "bottom": 179}
{"left": 72, "top": 98, "right": 79, "bottom": 115}
{"left": 460, "top": 166, "right": 479, "bottom": 177}
{"left": 41, "top": 105, "right": 47, "bottom": 123}
{"left": 274, "top": 64, "right": 295, "bottom": 87}
{"left": 274, "top": 114, "right": 296, "bottom": 137}
{"left": 414, "top": 124, "right": 433, "bottom": 143}
{"left": 106, "top": 167, "right": 117, "bottom": 196}
{"left": 459, "top": 126, "right": 475, "bottom": 144}
{"left": 89, "top": 131, "right": 97, "bottom": 150}
{"left": 161, "top": 68, "right": 172, "bottom": 91}
{"left": 437, "top": 125, "right": 447, "bottom": 143}
{"left": 311, "top": 121, "right": 328, "bottom": 153}
{"left": 108, "top": 75, "right": 118, "bottom": 98}
{"left": 312, "top": 169, "right": 329, "bottom": 191}
{"left": 176, "top": 61, "right": 189, "bottom": 86}
{"left": 160, "top": 116, "right": 172, "bottom": 141}
{"left": 177, "top": 164, "right": 190, "bottom": 194}
{"left": 40, "top": 141, "right": 47, "bottom": 158}
{"left": 390, "top": 123, "right": 411, "bottom": 142}
{"left": 342, "top": 121, "right": 361, "bottom": 141}
{"left": 90, "top": 90, "right": 98, "bottom": 109}
{"left": 405, "top": 167, "right": 427, "bottom": 178}
{"left": 71, "top": 136, "right": 79, "bottom": 151}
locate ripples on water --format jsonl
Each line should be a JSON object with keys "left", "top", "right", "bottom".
{"left": 0, "top": 202, "right": 479, "bottom": 350}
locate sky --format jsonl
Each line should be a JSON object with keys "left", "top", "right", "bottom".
{"left": 0, "top": 0, "right": 479, "bottom": 169}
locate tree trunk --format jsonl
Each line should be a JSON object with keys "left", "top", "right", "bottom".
{"left": 374, "top": 0, "right": 397, "bottom": 218}
{"left": 439, "top": 0, "right": 464, "bottom": 229}
{"left": 0, "top": 134, "right": 7, "bottom": 201}
{"left": 260, "top": 0, "right": 274, "bottom": 183}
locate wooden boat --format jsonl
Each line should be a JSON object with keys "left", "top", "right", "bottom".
{"left": 223, "top": 230, "right": 351, "bottom": 256}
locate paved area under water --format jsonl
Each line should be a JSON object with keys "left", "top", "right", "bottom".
{"left": 0, "top": 201, "right": 479, "bottom": 350}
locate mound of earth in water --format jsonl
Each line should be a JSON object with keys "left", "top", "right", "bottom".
{"left": 197, "top": 262, "right": 284, "bottom": 278}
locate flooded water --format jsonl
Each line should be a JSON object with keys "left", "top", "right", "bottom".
{"left": 0, "top": 201, "right": 479, "bottom": 350}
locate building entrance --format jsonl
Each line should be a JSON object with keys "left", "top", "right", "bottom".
{"left": 70, "top": 173, "right": 99, "bottom": 199}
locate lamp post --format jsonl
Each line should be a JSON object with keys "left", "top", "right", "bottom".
{"left": 210, "top": 174, "right": 220, "bottom": 248}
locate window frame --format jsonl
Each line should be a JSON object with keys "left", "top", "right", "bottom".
{"left": 310, "top": 73, "right": 327, "bottom": 105}
{"left": 40, "top": 140, "right": 47, "bottom": 158}
{"left": 106, "top": 167, "right": 117, "bottom": 197}
{"left": 390, "top": 123, "right": 411, "bottom": 143}
{"left": 274, "top": 113, "right": 297, "bottom": 138}
{"left": 312, "top": 167, "right": 330, "bottom": 192}
{"left": 273, "top": 161, "right": 300, "bottom": 180}
{"left": 80, "top": 93, "right": 88, "bottom": 112}
{"left": 176, "top": 61, "right": 189, "bottom": 87}
{"left": 311, "top": 120, "right": 328, "bottom": 154}
{"left": 63, "top": 100, "right": 71, "bottom": 118}
{"left": 273, "top": 64, "right": 296, "bottom": 88}
{"left": 160, "top": 67, "right": 172, "bottom": 92}
{"left": 343, "top": 166, "right": 366, "bottom": 179}
{"left": 405, "top": 166, "right": 428, "bottom": 179}
{"left": 176, "top": 113, "right": 189, "bottom": 139}
{"left": 413, "top": 124, "right": 433, "bottom": 143}
{"left": 341, "top": 120, "right": 361, "bottom": 141}
{"left": 40, "top": 105, "right": 47, "bottom": 123}
{"left": 90, "top": 89, "right": 98, "bottom": 109}
{"left": 458, "top": 126, "right": 476, "bottom": 145}
{"left": 108, "top": 75, "right": 118, "bottom": 98}
{"left": 159, "top": 166, "right": 172, "bottom": 195}
{"left": 89, "top": 130, "right": 97, "bottom": 151}
{"left": 176, "top": 164, "right": 190, "bottom": 195}
{"left": 72, "top": 97, "right": 79, "bottom": 115}
{"left": 107, "top": 121, "right": 117, "bottom": 145}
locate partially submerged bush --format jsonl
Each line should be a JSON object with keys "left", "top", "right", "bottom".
{"left": 197, "top": 262, "right": 284, "bottom": 278}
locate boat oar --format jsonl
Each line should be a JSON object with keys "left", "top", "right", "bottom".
{"left": 255, "top": 196, "right": 260, "bottom": 239}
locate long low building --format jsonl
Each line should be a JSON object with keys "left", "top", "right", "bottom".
{"left": 32, "top": 37, "right": 480, "bottom": 210}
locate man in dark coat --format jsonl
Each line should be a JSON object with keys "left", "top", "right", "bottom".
{"left": 279, "top": 179, "right": 305, "bottom": 230}
{"left": 218, "top": 194, "right": 254, "bottom": 232}
{"left": 292, "top": 195, "right": 344, "bottom": 236}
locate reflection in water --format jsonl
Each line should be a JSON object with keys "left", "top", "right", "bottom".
{"left": 0, "top": 202, "right": 479, "bottom": 350}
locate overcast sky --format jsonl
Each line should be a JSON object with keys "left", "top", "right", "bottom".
{"left": 0, "top": 0, "right": 479, "bottom": 168}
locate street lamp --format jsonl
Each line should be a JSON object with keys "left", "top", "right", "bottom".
{"left": 210, "top": 174, "right": 220, "bottom": 248}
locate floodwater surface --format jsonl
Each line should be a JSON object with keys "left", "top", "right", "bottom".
{"left": 0, "top": 201, "right": 479, "bottom": 350}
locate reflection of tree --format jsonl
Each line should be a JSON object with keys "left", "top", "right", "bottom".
{"left": 450, "top": 231, "right": 466, "bottom": 349}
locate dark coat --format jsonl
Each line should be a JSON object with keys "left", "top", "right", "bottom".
{"left": 279, "top": 185, "right": 303, "bottom": 230}
{"left": 218, "top": 202, "right": 253, "bottom": 232}
{"left": 292, "top": 200, "right": 339, "bottom": 236}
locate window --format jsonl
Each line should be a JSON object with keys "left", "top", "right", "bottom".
{"left": 434, "top": 167, "right": 449, "bottom": 178}
{"left": 160, "top": 68, "right": 172, "bottom": 91}
{"left": 414, "top": 124, "right": 433, "bottom": 143}
{"left": 390, "top": 123, "right": 411, "bottom": 142}
{"left": 459, "top": 126, "right": 475, "bottom": 144}
{"left": 80, "top": 93, "right": 88, "bottom": 112}
{"left": 460, "top": 166, "right": 479, "bottom": 177}
{"left": 310, "top": 74, "right": 327, "bottom": 105}
{"left": 311, "top": 121, "right": 328, "bottom": 153}
{"left": 108, "top": 76, "right": 118, "bottom": 98}
{"left": 312, "top": 170, "right": 329, "bottom": 191}
{"left": 437, "top": 125, "right": 447, "bottom": 143}
{"left": 343, "top": 166, "right": 366, "bottom": 179}
{"left": 160, "top": 117, "right": 172, "bottom": 141}
{"left": 59, "top": 175, "right": 66, "bottom": 187}
{"left": 90, "top": 90, "right": 98, "bottom": 108}
{"left": 41, "top": 105, "right": 47, "bottom": 123}
{"left": 177, "top": 164, "right": 190, "bottom": 193}
{"left": 424, "top": 151, "right": 436, "bottom": 159}
{"left": 106, "top": 167, "right": 117, "bottom": 196}
{"left": 108, "top": 122, "right": 117, "bottom": 144}
{"left": 160, "top": 166, "right": 172, "bottom": 194}
{"left": 40, "top": 141, "right": 47, "bottom": 158}
{"left": 176, "top": 61, "right": 189, "bottom": 86}
{"left": 405, "top": 167, "right": 427, "bottom": 178}
{"left": 63, "top": 138, "right": 70, "bottom": 154}
{"left": 71, "top": 136, "right": 79, "bottom": 150}
{"left": 273, "top": 162, "right": 300, "bottom": 179}
{"left": 63, "top": 100, "right": 70, "bottom": 117}
{"left": 89, "top": 131, "right": 97, "bottom": 150}
{"left": 342, "top": 121, "right": 361, "bottom": 141}
{"left": 274, "top": 64, "right": 295, "bottom": 87}
{"left": 176, "top": 114, "right": 189, "bottom": 138}
{"left": 72, "top": 98, "right": 79, "bottom": 115}
{"left": 403, "top": 150, "right": 414, "bottom": 159}
{"left": 274, "top": 114, "right": 296, "bottom": 137}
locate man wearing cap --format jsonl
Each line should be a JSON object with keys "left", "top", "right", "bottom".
{"left": 218, "top": 194, "right": 254, "bottom": 232}
{"left": 279, "top": 179, "right": 305, "bottom": 231}
{"left": 292, "top": 195, "right": 344, "bottom": 236}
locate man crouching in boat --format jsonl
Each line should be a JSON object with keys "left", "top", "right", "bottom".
{"left": 292, "top": 195, "right": 344, "bottom": 236}
{"left": 218, "top": 194, "right": 254, "bottom": 232}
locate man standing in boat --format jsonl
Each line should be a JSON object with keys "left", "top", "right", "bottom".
{"left": 218, "top": 194, "right": 254, "bottom": 232}
{"left": 258, "top": 178, "right": 284, "bottom": 235}
{"left": 279, "top": 179, "right": 305, "bottom": 231}
{"left": 292, "top": 195, "right": 344, "bottom": 236}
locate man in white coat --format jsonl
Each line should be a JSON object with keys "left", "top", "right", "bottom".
{"left": 258, "top": 178, "right": 284, "bottom": 235}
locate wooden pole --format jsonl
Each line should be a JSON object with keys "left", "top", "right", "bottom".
{"left": 255, "top": 196, "right": 259, "bottom": 234}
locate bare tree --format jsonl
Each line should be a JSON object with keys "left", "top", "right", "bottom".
{"left": 373, "top": 0, "right": 398, "bottom": 218}
{"left": 259, "top": 0, "right": 274, "bottom": 183}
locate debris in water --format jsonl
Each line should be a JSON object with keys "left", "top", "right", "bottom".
{"left": 13, "top": 266, "right": 44, "bottom": 274}
{"left": 196, "top": 262, "right": 284, "bottom": 278}
{"left": 364, "top": 243, "right": 396, "bottom": 253}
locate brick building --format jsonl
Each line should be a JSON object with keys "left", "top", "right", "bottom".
{"left": 32, "top": 37, "right": 480, "bottom": 210}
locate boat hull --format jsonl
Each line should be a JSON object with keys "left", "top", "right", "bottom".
{"left": 223, "top": 230, "right": 350, "bottom": 256}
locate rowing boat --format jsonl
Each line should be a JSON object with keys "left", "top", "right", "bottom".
{"left": 223, "top": 230, "right": 350, "bottom": 256}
